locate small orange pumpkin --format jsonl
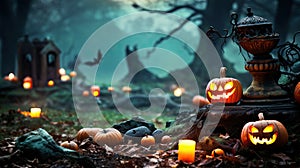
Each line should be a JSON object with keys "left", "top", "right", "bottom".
{"left": 294, "top": 82, "right": 300, "bottom": 104}
{"left": 205, "top": 67, "right": 243, "bottom": 104}
{"left": 241, "top": 113, "right": 288, "bottom": 149}
{"left": 161, "top": 135, "right": 172, "bottom": 144}
{"left": 141, "top": 135, "right": 155, "bottom": 147}
{"left": 192, "top": 95, "right": 210, "bottom": 107}
{"left": 211, "top": 148, "right": 225, "bottom": 157}
{"left": 93, "top": 128, "right": 123, "bottom": 147}
{"left": 76, "top": 128, "right": 103, "bottom": 141}
{"left": 60, "top": 141, "right": 79, "bottom": 151}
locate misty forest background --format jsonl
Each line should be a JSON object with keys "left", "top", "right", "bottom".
{"left": 1, "top": 0, "right": 300, "bottom": 90}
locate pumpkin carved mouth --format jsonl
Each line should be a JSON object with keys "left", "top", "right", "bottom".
{"left": 248, "top": 132, "right": 278, "bottom": 145}
{"left": 207, "top": 88, "right": 236, "bottom": 100}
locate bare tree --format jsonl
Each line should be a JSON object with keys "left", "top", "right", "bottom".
{"left": 132, "top": 0, "right": 248, "bottom": 83}
{"left": 274, "top": 0, "right": 294, "bottom": 42}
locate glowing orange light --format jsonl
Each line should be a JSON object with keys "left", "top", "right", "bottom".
{"left": 174, "top": 87, "right": 185, "bottom": 97}
{"left": 82, "top": 90, "right": 89, "bottom": 97}
{"left": 23, "top": 76, "right": 33, "bottom": 89}
{"left": 90, "top": 85, "right": 100, "bottom": 97}
{"left": 20, "top": 111, "right": 31, "bottom": 117}
{"left": 47, "top": 80, "right": 55, "bottom": 87}
{"left": 69, "top": 71, "right": 77, "bottom": 78}
{"left": 4, "top": 73, "right": 18, "bottom": 82}
{"left": 122, "top": 86, "right": 132, "bottom": 93}
{"left": 92, "top": 91, "right": 100, "bottom": 97}
{"left": 107, "top": 86, "right": 114, "bottom": 92}
{"left": 60, "top": 75, "right": 70, "bottom": 82}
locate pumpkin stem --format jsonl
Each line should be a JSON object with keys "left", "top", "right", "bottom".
{"left": 258, "top": 113, "right": 264, "bottom": 120}
{"left": 220, "top": 67, "right": 227, "bottom": 78}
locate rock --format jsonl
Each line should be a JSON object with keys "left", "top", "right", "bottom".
{"left": 112, "top": 117, "right": 156, "bottom": 134}
{"left": 152, "top": 129, "right": 164, "bottom": 143}
{"left": 124, "top": 126, "right": 151, "bottom": 143}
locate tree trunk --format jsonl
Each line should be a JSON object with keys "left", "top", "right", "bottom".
{"left": 274, "top": 0, "right": 293, "bottom": 43}
{"left": 0, "top": 0, "right": 31, "bottom": 76}
{"left": 122, "top": 45, "right": 159, "bottom": 83}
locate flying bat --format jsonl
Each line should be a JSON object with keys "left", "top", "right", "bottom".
{"left": 84, "top": 50, "right": 102, "bottom": 66}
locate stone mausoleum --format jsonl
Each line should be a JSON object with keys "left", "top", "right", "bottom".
{"left": 17, "top": 35, "right": 61, "bottom": 87}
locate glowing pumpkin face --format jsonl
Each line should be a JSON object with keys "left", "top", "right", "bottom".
{"left": 241, "top": 113, "right": 288, "bottom": 149}
{"left": 248, "top": 124, "right": 277, "bottom": 145}
{"left": 205, "top": 67, "right": 242, "bottom": 104}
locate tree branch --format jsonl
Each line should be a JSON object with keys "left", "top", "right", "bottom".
{"left": 132, "top": 2, "right": 205, "bottom": 58}
{"left": 146, "top": 12, "right": 198, "bottom": 57}
{"left": 132, "top": 2, "right": 203, "bottom": 14}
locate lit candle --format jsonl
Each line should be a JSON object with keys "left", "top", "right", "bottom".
{"left": 30, "top": 108, "right": 41, "bottom": 118}
{"left": 178, "top": 139, "right": 196, "bottom": 163}
{"left": 23, "top": 76, "right": 33, "bottom": 89}
{"left": 90, "top": 85, "right": 100, "bottom": 97}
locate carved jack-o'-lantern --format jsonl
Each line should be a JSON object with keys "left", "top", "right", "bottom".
{"left": 205, "top": 67, "right": 243, "bottom": 104}
{"left": 241, "top": 113, "right": 288, "bottom": 149}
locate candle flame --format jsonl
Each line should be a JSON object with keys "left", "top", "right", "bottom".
{"left": 8, "top": 73, "right": 15, "bottom": 80}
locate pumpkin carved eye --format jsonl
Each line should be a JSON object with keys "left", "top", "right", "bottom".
{"left": 210, "top": 83, "right": 217, "bottom": 91}
{"left": 250, "top": 125, "right": 259, "bottom": 133}
{"left": 224, "top": 81, "right": 233, "bottom": 90}
{"left": 263, "top": 125, "right": 274, "bottom": 133}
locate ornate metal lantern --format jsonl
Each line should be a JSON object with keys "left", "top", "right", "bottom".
{"left": 236, "top": 8, "right": 287, "bottom": 102}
